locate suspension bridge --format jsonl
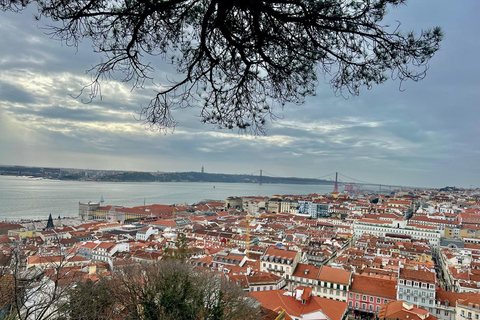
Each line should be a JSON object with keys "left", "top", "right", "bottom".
{"left": 247, "top": 170, "right": 424, "bottom": 193}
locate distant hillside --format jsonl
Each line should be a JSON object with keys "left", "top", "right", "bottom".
{"left": 97, "top": 171, "right": 333, "bottom": 185}
{"left": 0, "top": 165, "right": 333, "bottom": 185}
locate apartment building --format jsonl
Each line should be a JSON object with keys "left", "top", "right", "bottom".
{"left": 397, "top": 267, "right": 437, "bottom": 312}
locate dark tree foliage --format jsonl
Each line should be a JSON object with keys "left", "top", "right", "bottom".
{"left": 1, "top": 0, "right": 443, "bottom": 134}
{"left": 117, "top": 260, "right": 259, "bottom": 320}
{"left": 163, "top": 233, "right": 189, "bottom": 260}
{"left": 66, "top": 278, "right": 117, "bottom": 320}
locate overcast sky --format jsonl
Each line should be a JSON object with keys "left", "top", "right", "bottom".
{"left": 0, "top": 1, "right": 479, "bottom": 188}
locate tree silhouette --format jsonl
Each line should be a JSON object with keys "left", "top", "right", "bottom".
{"left": 1, "top": 0, "right": 443, "bottom": 134}
{"left": 116, "top": 260, "right": 259, "bottom": 319}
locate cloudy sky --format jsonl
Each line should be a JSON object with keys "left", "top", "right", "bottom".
{"left": 0, "top": 1, "right": 479, "bottom": 188}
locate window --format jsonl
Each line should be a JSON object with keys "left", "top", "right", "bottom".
{"left": 399, "top": 294, "right": 403, "bottom": 299}
{"left": 330, "top": 289, "right": 333, "bottom": 295}
{"left": 406, "top": 281, "right": 412, "bottom": 286}
{"left": 349, "top": 293, "right": 353, "bottom": 298}
{"left": 355, "top": 302, "right": 359, "bottom": 308}
{"left": 370, "top": 297, "right": 374, "bottom": 302}
{"left": 362, "top": 303, "right": 366, "bottom": 310}
{"left": 263, "top": 263, "right": 266, "bottom": 267}
{"left": 377, "top": 298, "right": 381, "bottom": 304}
{"left": 343, "top": 292, "right": 347, "bottom": 297}
{"left": 414, "top": 281, "right": 419, "bottom": 287}
{"left": 323, "top": 288, "right": 327, "bottom": 293}
{"left": 362, "top": 296, "right": 367, "bottom": 301}
{"left": 399, "top": 279, "right": 404, "bottom": 285}
{"left": 349, "top": 301, "right": 353, "bottom": 307}
{"left": 422, "top": 283, "right": 427, "bottom": 288}
{"left": 356, "top": 294, "right": 360, "bottom": 300}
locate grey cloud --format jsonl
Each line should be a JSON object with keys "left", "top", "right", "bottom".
{"left": 0, "top": 81, "right": 36, "bottom": 104}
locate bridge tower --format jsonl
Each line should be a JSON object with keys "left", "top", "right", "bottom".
{"left": 334, "top": 172, "right": 338, "bottom": 193}
{"left": 259, "top": 170, "right": 262, "bottom": 185}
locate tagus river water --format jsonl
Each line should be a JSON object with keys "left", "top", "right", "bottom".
{"left": 0, "top": 175, "right": 334, "bottom": 221}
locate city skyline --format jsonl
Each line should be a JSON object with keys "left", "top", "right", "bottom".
{"left": 1, "top": 0, "right": 479, "bottom": 188}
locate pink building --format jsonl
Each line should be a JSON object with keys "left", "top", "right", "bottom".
{"left": 348, "top": 274, "right": 397, "bottom": 315}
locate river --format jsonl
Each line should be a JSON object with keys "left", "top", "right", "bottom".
{"left": 0, "top": 175, "right": 334, "bottom": 221}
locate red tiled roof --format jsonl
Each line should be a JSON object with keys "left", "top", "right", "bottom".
{"left": 291, "top": 263, "right": 321, "bottom": 280}
{"left": 350, "top": 274, "right": 397, "bottom": 299}
{"left": 151, "top": 219, "right": 177, "bottom": 226}
{"left": 378, "top": 300, "right": 437, "bottom": 320}
{"left": 399, "top": 268, "right": 435, "bottom": 283}
{"left": 264, "top": 246, "right": 298, "bottom": 260}
{"left": 318, "top": 266, "right": 351, "bottom": 285}
{"left": 251, "top": 289, "right": 348, "bottom": 320}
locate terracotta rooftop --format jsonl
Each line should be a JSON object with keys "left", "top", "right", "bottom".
{"left": 318, "top": 265, "right": 351, "bottom": 285}
{"left": 264, "top": 246, "right": 298, "bottom": 261}
{"left": 350, "top": 274, "right": 397, "bottom": 299}
{"left": 251, "top": 289, "right": 348, "bottom": 320}
{"left": 378, "top": 300, "right": 437, "bottom": 320}
{"left": 399, "top": 268, "right": 435, "bottom": 283}
{"left": 291, "top": 263, "right": 321, "bottom": 280}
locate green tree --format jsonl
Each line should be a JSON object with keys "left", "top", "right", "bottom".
{"left": 117, "top": 260, "right": 259, "bottom": 320}
{"left": 1, "top": 0, "right": 442, "bottom": 134}
{"left": 163, "top": 233, "right": 190, "bottom": 261}
{"left": 66, "top": 278, "right": 117, "bottom": 320}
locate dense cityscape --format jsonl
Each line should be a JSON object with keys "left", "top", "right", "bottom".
{"left": 2, "top": 184, "right": 480, "bottom": 319}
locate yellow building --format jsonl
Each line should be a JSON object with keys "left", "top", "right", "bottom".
{"left": 8, "top": 228, "right": 36, "bottom": 239}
